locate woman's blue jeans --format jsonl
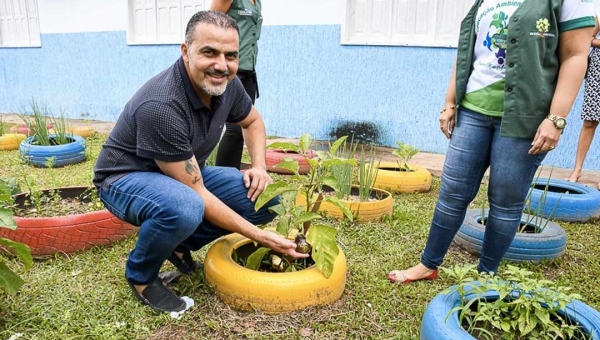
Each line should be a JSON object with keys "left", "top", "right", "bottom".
{"left": 99, "top": 166, "right": 278, "bottom": 285}
{"left": 421, "top": 108, "right": 546, "bottom": 274}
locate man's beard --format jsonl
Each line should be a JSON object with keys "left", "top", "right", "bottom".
{"left": 201, "top": 69, "right": 230, "bottom": 96}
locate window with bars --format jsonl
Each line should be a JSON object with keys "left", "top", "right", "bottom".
{"left": 127, "top": 0, "right": 207, "bottom": 45}
{"left": 342, "top": 0, "right": 474, "bottom": 48}
{"left": 0, "top": 0, "right": 40, "bottom": 48}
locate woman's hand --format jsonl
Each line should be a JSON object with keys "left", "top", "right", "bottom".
{"left": 529, "top": 119, "right": 561, "bottom": 154}
{"left": 439, "top": 103, "right": 457, "bottom": 139}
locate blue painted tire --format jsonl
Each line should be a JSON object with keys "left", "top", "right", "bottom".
{"left": 528, "top": 178, "right": 600, "bottom": 222}
{"left": 454, "top": 209, "right": 566, "bottom": 262}
{"left": 19, "top": 134, "right": 86, "bottom": 167}
{"left": 420, "top": 284, "right": 600, "bottom": 339}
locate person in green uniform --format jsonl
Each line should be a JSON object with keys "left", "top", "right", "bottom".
{"left": 388, "top": 0, "right": 596, "bottom": 284}
{"left": 211, "top": 0, "right": 262, "bottom": 169}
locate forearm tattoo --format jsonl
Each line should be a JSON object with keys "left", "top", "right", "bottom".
{"left": 184, "top": 159, "right": 201, "bottom": 184}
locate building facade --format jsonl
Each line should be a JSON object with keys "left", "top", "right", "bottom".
{"left": 0, "top": 0, "right": 597, "bottom": 170}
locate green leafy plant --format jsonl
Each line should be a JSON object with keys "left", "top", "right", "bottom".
{"left": 251, "top": 134, "right": 357, "bottom": 278}
{"left": 0, "top": 179, "right": 33, "bottom": 295}
{"left": 393, "top": 141, "right": 419, "bottom": 172}
{"left": 442, "top": 264, "right": 588, "bottom": 340}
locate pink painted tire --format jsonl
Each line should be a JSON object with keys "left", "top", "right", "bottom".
{"left": 266, "top": 149, "right": 315, "bottom": 175}
{"left": 10, "top": 123, "right": 53, "bottom": 136}
{"left": 0, "top": 187, "right": 137, "bottom": 256}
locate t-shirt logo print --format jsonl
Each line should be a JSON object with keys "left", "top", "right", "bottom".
{"left": 484, "top": 12, "right": 509, "bottom": 65}
{"left": 536, "top": 18, "right": 550, "bottom": 37}
{"left": 238, "top": 8, "right": 252, "bottom": 16}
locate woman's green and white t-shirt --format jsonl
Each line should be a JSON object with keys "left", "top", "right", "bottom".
{"left": 462, "top": 0, "right": 594, "bottom": 116}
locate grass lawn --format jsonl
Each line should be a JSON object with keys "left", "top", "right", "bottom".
{"left": 0, "top": 133, "right": 599, "bottom": 339}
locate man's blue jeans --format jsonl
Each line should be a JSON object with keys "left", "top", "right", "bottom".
{"left": 421, "top": 108, "right": 546, "bottom": 274}
{"left": 99, "top": 166, "right": 278, "bottom": 285}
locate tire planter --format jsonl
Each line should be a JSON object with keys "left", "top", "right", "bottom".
{"left": 369, "top": 161, "right": 432, "bottom": 193}
{"left": 266, "top": 149, "right": 315, "bottom": 175}
{"left": 19, "top": 134, "right": 86, "bottom": 167}
{"left": 454, "top": 209, "right": 566, "bottom": 262}
{"left": 0, "top": 133, "right": 27, "bottom": 151}
{"left": 420, "top": 283, "right": 600, "bottom": 340}
{"left": 297, "top": 186, "right": 393, "bottom": 222}
{"left": 0, "top": 187, "right": 137, "bottom": 256}
{"left": 204, "top": 233, "right": 346, "bottom": 314}
{"left": 70, "top": 126, "right": 95, "bottom": 139}
{"left": 10, "top": 123, "right": 53, "bottom": 136}
{"left": 527, "top": 178, "right": 600, "bottom": 222}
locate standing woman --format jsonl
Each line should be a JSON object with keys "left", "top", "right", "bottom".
{"left": 566, "top": 3, "right": 600, "bottom": 188}
{"left": 389, "top": 0, "right": 596, "bottom": 284}
{"left": 211, "top": 0, "right": 262, "bottom": 169}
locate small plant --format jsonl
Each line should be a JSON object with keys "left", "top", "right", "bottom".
{"left": 479, "top": 184, "right": 489, "bottom": 226}
{"left": 356, "top": 144, "right": 380, "bottom": 202}
{"left": 332, "top": 137, "right": 358, "bottom": 200}
{"left": 523, "top": 166, "right": 563, "bottom": 232}
{"left": 251, "top": 134, "right": 357, "bottom": 278}
{"left": 50, "top": 111, "right": 73, "bottom": 145}
{"left": 18, "top": 100, "right": 52, "bottom": 146}
{"left": 442, "top": 264, "right": 588, "bottom": 340}
{"left": 0, "top": 179, "right": 33, "bottom": 295}
{"left": 0, "top": 116, "right": 8, "bottom": 136}
{"left": 393, "top": 141, "right": 419, "bottom": 171}
{"left": 205, "top": 143, "right": 219, "bottom": 167}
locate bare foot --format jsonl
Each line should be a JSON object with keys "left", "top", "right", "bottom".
{"left": 388, "top": 263, "right": 437, "bottom": 284}
{"left": 565, "top": 169, "right": 582, "bottom": 182}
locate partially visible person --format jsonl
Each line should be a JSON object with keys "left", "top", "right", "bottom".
{"left": 388, "top": 1, "right": 596, "bottom": 284}
{"left": 211, "top": 0, "right": 262, "bottom": 169}
{"left": 93, "top": 11, "right": 306, "bottom": 313}
{"left": 566, "top": 3, "right": 600, "bottom": 188}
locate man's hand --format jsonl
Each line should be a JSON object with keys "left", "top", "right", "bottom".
{"left": 260, "top": 230, "right": 310, "bottom": 259}
{"left": 243, "top": 167, "right": 273, "bottom": 202}
{"left": 529, "top": 119, "right": 561, "bottom": 154}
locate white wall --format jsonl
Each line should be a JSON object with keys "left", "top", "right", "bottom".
{"left": 38, "top": 0, "right": 127, "bottom": 34}
{"left": 261, "top": 0, "right": 343, "bottom": 26}
{"left": 37, "top": 0, "right": 343, "bottom": 34}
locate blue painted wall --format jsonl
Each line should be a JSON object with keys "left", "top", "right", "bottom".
{"left": 0, "top": 25, "right": 598, "bottom": 170}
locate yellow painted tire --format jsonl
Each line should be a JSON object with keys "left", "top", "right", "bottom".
{"left": 204, "top": 233, "right": 347, "bottom": 314}
{"left": 296, "top": 186, "right": 394, "bottom": 222}
{"left": 70, "top": 126, "right": 95, "bottom": 139}
{"left": 0, "top": 133, "right": 27, "bottom": 151}
{"left": 370, "top": 162, "right": 432, "bottom": 193}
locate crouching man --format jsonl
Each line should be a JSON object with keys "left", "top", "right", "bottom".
{"left": 93, "top": 10, "right": 307, "bottom": 313}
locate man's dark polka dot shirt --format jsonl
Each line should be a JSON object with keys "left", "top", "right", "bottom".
{"left": 93, "top": 57, "right": 252, "bottom": 190}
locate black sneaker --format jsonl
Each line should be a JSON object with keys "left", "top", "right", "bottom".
{"left": 167, "top": 250, "right": 203, "bottom": 274}
{"left": 158, "top": 250, "right": 203, "bottom": 284}
{"left": 126, "top": 277, "right": 186, "bottom": 313}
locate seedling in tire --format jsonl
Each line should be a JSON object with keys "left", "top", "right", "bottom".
{"left": 249, "top": 134, "right": 356, "bottom": 278}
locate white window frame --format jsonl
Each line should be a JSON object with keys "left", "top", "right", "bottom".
{"left": 0, "top": 0, "right": 40, "bottom": 48}
{"left": 127, "top": 0, "right": 208, "bottom": 45}
{"left": 341, "top": 0, "right": 474, "bottom": 48}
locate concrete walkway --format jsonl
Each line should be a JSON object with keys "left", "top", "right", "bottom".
{"left": 2, "top": 113, "right": 599, "bottom": 189}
